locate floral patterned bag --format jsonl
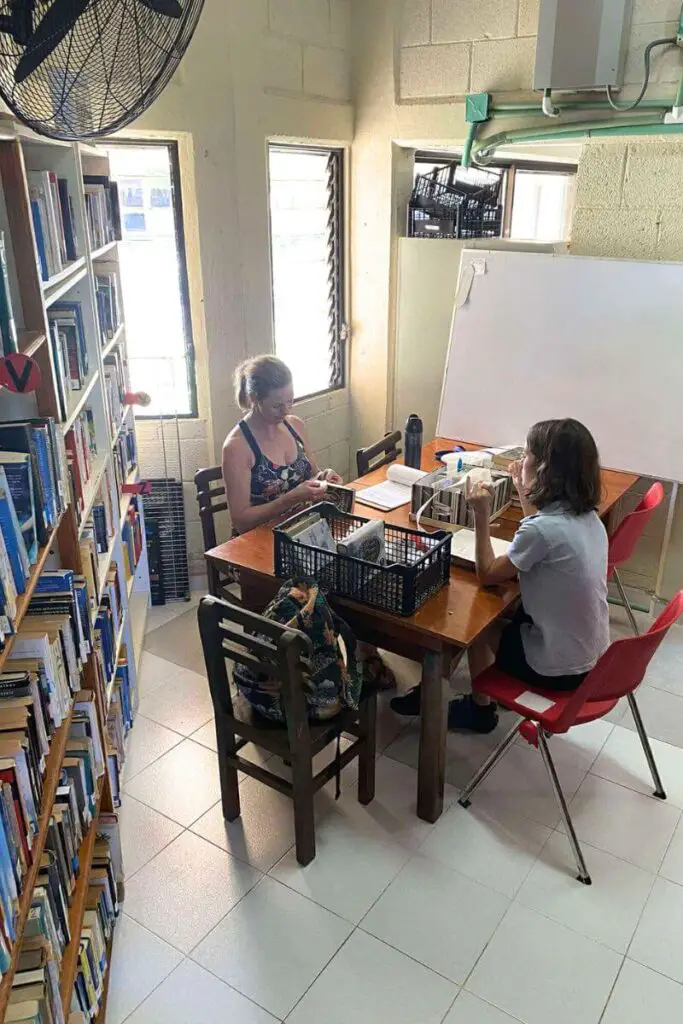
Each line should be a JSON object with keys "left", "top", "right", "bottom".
{"left": 234, "top": 578, "right": 362, "bottom": 723}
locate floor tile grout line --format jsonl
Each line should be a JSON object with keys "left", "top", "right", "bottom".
{"left": 597, "top": 955, "right": 628, "bottom": 1024}
{"left": 282, "top": 926, "right": 360, "bottom": 1022}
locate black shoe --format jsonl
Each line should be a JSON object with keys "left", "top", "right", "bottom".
{"left": 448, "top": 694, "right": 499, "bottom": 734}
{"left": 390, "top": 686, "right": 421, "bottom": 716}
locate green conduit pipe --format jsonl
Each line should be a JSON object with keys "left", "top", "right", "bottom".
{"left": 461, "top": 121, "right": 478, "bottom": 171}
{"left": 470, "top": 116, "right": 683, "bottom": 164}
{"left": 489, "top": 99, "right": 672, "bottom": 115}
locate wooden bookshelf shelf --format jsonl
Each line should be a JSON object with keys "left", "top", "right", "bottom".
{"left": 64, "top": 369, "right": 100, "bottom": 432}
{"left": 91, "top": 240, "right": 118, "bottom": 261}
{"left": 59, "top": 780, "right": 105, "bottom": 1012}
{"left": 0, "top": 709, "right": 74, "bottom": 1019}
{"left": 102, "top": 321, "right": 125, "bottom": 359}
{"left": 0, "top": 122, "right": 151, "bottom": 1016}
{"left": 17, "top": 328, "right": 46, "bottom": 356}
{"left": 42, "top": 258, "right": 88, "bottom": 307}
{"left": 0, "top": 516, "right": 63, "bottom": 674}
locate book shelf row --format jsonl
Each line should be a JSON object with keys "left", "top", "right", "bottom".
{"left": 0, "top": 118, "right": 151, "bottom": 1020}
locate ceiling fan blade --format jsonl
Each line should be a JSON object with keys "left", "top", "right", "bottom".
{"left": 15, "top": 0, "right": 91, "bottom": 83}
{"left": 137, "top": 0, "right": 183, "bottom": 15}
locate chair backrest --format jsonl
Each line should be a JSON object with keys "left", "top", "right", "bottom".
{"left": 356, "top": 430, "right": 402, "bottom": 478}
{"left": 553, "top": 590, "right": 683, "bottom": 732}
{"left": 197, "top": 594, "right": 312, "bottom": 733}
{"left": 608, "top": 481, "right": 665, "bottom": 572}
{"left": 194, "top": 465, "right": 228, "bottom": 552}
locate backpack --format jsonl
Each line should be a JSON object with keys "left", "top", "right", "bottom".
{"left": 233, "top": 578, "right": 362, "bottom": 724}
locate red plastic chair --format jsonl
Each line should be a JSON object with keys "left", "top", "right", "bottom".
{"left": 607, "top": 481, "right": 666, "bottom": 796}
{"left": 458, "top": 592, "right": 683, "bottom": 886}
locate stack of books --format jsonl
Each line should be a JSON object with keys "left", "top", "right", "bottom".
{"left": 0, "top": 232, "right": 18, "bottom": 357}
{"left": 94, "top": 269, "right": 121, "bottom": 347}
{"left": 69, "top": 825, "right": 120, "bottom": 1021}
{"left": 4, "top": 940, "right": 63, "bottom": 1022}
{"left": 92, "top": 569, "right": 123, "bottom": 703}
{"left": 83, "top": 176, "right": 121, "bottom": 252}
{"left": 47, "top": 302, "right": 89, "bottom": 421}
{"left": 121, "top": 500, "right": 143, "bottom": 590}
{"left": 64, "top": 409, "right": 98, "bottom": 522}
{"left": 112, "top": 425, "right": 137, "bottom": 491}
{"left": 102, "top": 351, "right": 128, "bottom": 440}
{"left": 28, "top": 572, "right": 93, "bottom": 675}
{"left": 27, "top": 171, "right": 80, "bottom": 282}
{"left": 105, "top": 646, "right": 134, "bottom": 808}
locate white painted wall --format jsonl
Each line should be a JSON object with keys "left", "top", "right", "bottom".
{"left": 124, "top": 0, "right": 353, "bottom": 577}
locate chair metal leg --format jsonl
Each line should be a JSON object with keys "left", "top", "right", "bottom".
{"left": 537, "top": 731, "right": 592, "bottom": 885}
{"left": 613, "top": 568, "right": 641, "bottom": 636}
{"left": 458, "top": 721, "right": 520, "bottom": 809}
{"left": 613, "top": 569, "right": 666, "bottom": 798}
{"left": 627, "top": 692, "right": 667, "bottom": 799}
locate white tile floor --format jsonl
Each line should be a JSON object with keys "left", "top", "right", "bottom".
{"left": 106, "top": 598, "right": 683, "bottom": 1023}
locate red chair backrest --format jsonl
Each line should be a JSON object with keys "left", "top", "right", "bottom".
{"left": 608, "top": 481, "right": 665, "bottom": 572}
{"left": 553, "top": 591, "right": 683, "bottom": 733}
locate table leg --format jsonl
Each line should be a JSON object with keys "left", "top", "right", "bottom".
{"left": 417, "top": 649, "right": 447, "bottom": 823}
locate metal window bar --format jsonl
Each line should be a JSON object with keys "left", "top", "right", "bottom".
{"left": 325, "top": 150, "right": 345, "bottom": 391}
{"left": 140, "top": 355, "right": 191, "bottom": 604}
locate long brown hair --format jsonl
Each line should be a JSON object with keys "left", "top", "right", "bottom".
{"left": 526, "top": 419, "right": 602, "bottom": 515}
{"left": 234, "top": 355, "right": 292, "bottom": 410}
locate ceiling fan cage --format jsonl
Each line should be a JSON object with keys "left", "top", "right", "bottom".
{"left": 0, "top": 0, "right": 204, "bottom": 140}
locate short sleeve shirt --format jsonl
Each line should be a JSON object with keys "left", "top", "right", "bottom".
{"left": 507, "top": 503, "right": 610, "bottom": 676}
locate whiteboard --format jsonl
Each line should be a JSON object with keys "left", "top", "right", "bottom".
{"left": 437, "top": 250, "right": 683, "bottom": 482}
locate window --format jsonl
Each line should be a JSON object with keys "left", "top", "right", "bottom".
{"left": 106, "top": 142, "right": 196, "bottom": 417}
{"left": 508, "top": 170, "right": 575, "bottom": 242}
{"left": 412, "top": 151, "right": 576, "bottom": 243}
{"left": 268, "top": 144, "right": 345, "bottom": 400}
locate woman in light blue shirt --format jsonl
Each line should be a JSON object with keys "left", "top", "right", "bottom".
{"left": 392, "top": 418, "right": 610, "bottom": 733}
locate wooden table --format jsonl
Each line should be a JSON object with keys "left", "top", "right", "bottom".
{"left": 206, "top": 437, "right": 638, "bottom": 823}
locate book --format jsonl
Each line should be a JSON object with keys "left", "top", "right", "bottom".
{"left": 337, "top": 518, "right": 386, "bottom": 563}
{"left": 355, "top": 464, "right": 427, "bottom": 512}
{"left": 0, "top": 232, "right": 18, "bottom": 357}
{"left": 0, "top": 453, "right": 38, "bottom": 566}
{"left": 57, "top": 178, "right": 80, "bottom": 262}
{"left": 0, "top": 467, "right": 30, "bottom": 594}
{"left": 29, "top": 198, "right": 49, "bottom": 282}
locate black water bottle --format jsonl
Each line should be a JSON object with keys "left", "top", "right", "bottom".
{"left": 404, "top": 413, "right": 423, "bottom": 470}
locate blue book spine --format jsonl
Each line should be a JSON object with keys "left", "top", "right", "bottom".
{"left": 30, "top": 428, "right": 56, "bottom": 527}
{"left": 74, "top": 584, "right": 92, "bottom": 655}
{"left": 0, "top": 468, "right": 27, "bottom": 594}
{"left": 30, "top": 199, "right": 49, "bottom": 281}
{"left": 0, "top": 821, "right": 16, "bottom": 941}
{"left": 0, "top": 457, "right": 37, "bottom": 565}
{"left": 35, "top": 570, "right": 75, "bottom": 594}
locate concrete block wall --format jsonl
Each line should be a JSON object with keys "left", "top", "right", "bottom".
{"left": 569, "top": 137, "right": 683, "bottom": 601}
{"left": 264, "top": 0, "right": 351, "bottom": 100}
{"left": 399, "top": 0, "right": 679, "bottom": 100}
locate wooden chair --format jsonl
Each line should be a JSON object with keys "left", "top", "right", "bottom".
{"left": 194, "top": 465, "right": 239, "bottom": 601}
{"left": 356, "top": 430, "right": 402, "bottom": 478}
{"left": 198, "top": 595, "right": 378, "bottom": 865}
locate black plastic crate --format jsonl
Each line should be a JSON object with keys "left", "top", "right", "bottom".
{"left": 274, "top": 502, "right": 451, "bottom": 616}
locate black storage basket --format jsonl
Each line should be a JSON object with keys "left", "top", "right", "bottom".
{"left": 274, "top": 502, "right": 451, "bottom": 617}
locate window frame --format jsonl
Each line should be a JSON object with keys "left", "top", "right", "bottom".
{"left": 267, "top": 142, "right": 347, "bottom": 403}
{"left": 413, "top": 150, "right": 577, "bottom": 243}
{"left": 106, "top": 138, "right": 198, "bottom": 420}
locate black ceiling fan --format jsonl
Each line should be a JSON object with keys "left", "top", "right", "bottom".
{"left": 0, "top": 0, "right": 205, "bottom": 139}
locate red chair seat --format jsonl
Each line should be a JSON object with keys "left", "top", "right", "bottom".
{"left": 473, "top": 667, "right": 619, "bottom": 732}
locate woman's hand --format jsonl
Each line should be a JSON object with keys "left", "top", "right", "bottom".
{"left": 290, "top": 478, "right": 329, "bottom": 504}
{"left": 317, "top": 468, "right": 343, "bottom": 485}
{"left": 509, "top": 458, "right": 524, "bottom": 495}
{"left": 465, "top": 477, "right": 494, "bottom": 519}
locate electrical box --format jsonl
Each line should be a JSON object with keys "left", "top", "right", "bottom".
{"left": 534, "top": 0, "right": 634, "bottom": 91}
